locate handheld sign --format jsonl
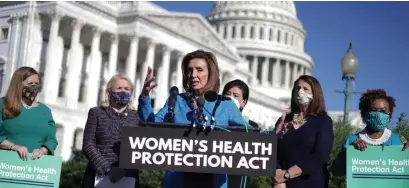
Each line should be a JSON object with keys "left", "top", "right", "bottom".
{"left": 347, "top": 146, "right": 409, "bottom": 188}
{"left": 0, "top": 150, "right": 62, "bottom": 188}
{"left": 119, "top": 123, "right": 277, "bottom": 176}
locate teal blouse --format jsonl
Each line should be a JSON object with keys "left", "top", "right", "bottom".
{"left": 0, "top": 98, "right": 58, "bottom": 155}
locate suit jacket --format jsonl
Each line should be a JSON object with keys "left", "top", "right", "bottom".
{"left": 82, "top": 106, "right": 140, "bottom": 177}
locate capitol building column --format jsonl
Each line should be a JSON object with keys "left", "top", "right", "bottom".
{"left": 226, "top": 23, "right": 232, "bottom": 40}
{"left": 43, "top": 12, "right": 63, "bottom": 104}
{"left": 271, "top": 59, "right": 280, "bottom": 87}
{"left": 284, "top": 60, "right": 291, "bottom": 89}
{"left": 126, "top": 33, "right": 139, "bottom": 83}
{"left": 261, "top": 57, "right": 269, "bottom": 86}
{"left": 250, "top": 55, "right": 258, "bottom": 84}
{"left": 108, "top": 34, "right": 119, "bottom": 77}
{"left": 155, "top": 45, "right": 171, "bottom": 110}
{"left": 140, "top": 39, "right": 156, "bottom": 87}
{"left": 292, "top": 62, "right": 298, "bottom": 85}
{"left": 86, "top": 27, "right": 102, "bottom": 108}
{"left": 305, "top": 68, "right": 311, "bottom": 76}
{"left": 65, "top": 19, "right": 84, "bottom": 109}
{"left": 175, "top": 51, "right": 184, "bottom": 91}
{"left": 218, "top": 23, "right": 225, "bottom": 38}
{"left": 234, "top": 23, "right": 241, "bottom": 39}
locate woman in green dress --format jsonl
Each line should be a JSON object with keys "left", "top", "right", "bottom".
{"left": 0, "top": 66, "right": 58, "bottom": 160}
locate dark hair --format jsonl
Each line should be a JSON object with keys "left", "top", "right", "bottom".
{"left": 290, "top": 75, "right": 327, "bottom": 117}
{"left": 181, "top": 49, "right": 220, "bottom": 94}
{"left": 222, "top": 79, "right": 250, "bottom": 101}
{"left": 359, "top": 89, "right": 396, "bottom": 119}
{"left": 3, "top": 66, "right": 39, "bottom": 119}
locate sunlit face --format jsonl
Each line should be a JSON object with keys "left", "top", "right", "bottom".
{"left": 187, "top": 58, "right": 209, "bottom": 93}
{"left": 224, "top": 86, "right": 246, "bottom": 109}
{"left": 370, "top": 98, "right": 390, "bottom": 114}
{"left": 294, "top": 79, "right": 312, "bottom": 94}
{"left": 22, "top": 74, "right": 39, "bottom": 87}
{"left": 111, "top": 78, "right": 132, "bottom": 95}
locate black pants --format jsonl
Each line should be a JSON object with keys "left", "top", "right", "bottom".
{"left": 82, "top": 163, "right": 140, "bottom": 188}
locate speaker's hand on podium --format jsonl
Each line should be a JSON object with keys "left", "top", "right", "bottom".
{"left": 141, "top": 67, "right": 158, "bottom": 97}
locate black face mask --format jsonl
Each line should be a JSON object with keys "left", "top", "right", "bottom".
{"left": 22, "top": 84, "right": 40, "bottom": 105}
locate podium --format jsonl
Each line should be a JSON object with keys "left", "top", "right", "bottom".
{"left": 119, "top": 121, "right": 277, "bottom": 188}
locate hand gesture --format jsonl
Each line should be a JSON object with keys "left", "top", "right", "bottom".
{"left": 12, "top": 145, "right": 29, "bottom": 161}
{"left": 352, "top": 138, "right": 367, "bottom": 151}
{"left": 141, "top": 67, "right": 158, "bottom": 97}
{"left": 273, "top": 169, "right": 287, "bottom": 184}
{"left": 32, "top": 147, "right": 48, "bottom": 160}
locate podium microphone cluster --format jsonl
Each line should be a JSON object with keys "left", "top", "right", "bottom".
{"left": 166, "top": 86, "right": 179, "bottom": 123}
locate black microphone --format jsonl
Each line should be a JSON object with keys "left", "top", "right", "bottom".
{"left": 166, "top": 86, "right": 179, "bottom": 123}
{"left": 204, "top": 90, "right": 218, "bottom": 102}
{"left": 204, "top": 90, "right": 231, "bottom": 102}
{"left": 197, "top": 96, "right": 207, "bottom": 129}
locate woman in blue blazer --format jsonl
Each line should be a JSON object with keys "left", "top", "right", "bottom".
{"left": 138, "top": 49, "right": 247, "bottom": 188}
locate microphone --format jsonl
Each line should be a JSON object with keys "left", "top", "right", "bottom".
{"left": 166, "top": 86, "right": 179, "bottom": 123}
{"left": 197, "top": 96, "right": 206, "bottom": 128}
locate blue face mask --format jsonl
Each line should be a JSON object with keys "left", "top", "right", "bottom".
{"left": 364, "top": 111, "right": 390, "bottom": 131}
{"left": 110, "top": 91, "right": 131, "bottom": 105}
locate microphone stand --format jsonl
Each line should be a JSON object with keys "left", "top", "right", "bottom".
{"left": 184, "top": 94, "right": 213, "bottom": 188}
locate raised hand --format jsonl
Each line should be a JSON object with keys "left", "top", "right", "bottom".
{"left": 275, "top": 113, "right": 286, "bottom": 134}
{"left": 141, "top": 67, "right": 158, "bottom": 97}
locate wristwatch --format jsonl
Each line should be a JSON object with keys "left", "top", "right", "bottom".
{"left": 283, "top": 170, "right": 291, "bottom": 180}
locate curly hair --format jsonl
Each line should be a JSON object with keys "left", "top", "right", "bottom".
{"left": 359, "top": 89, "right": 396, "bottom": 119}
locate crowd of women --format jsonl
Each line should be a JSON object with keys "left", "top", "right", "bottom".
{"left": 0, "top": 49, "right": 407, "bottom": 188}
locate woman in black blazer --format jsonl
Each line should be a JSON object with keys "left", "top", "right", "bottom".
{"left": 82, "top": 74, "right": 140, "bottom": 188}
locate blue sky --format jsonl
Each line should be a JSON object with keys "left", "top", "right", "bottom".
{"left": 152, "top": 1, "right": 409, "bottom": 122}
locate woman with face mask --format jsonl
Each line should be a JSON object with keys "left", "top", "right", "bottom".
{"left": 0, "top": 67, "right": 57, "bottom": 160}
{"left": 82, "top": 75, "right": 140, "bottom": 188}
{"left": 331, "top": 89, "right": 409, "bottom": 177}
{"left": 138, "top": 50, "right": 247, "bottom": 188}
{"left": 272, "top": 75, "right": 334, "bottom": 188}
{"left": 222, "top": 79, "right": 259, "bottom": 128}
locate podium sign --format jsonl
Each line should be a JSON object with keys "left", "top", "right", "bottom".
{"left": 119, "top": 125, "right": 277, "bottom": 176}
{"left": 0, "top": 150, "right": 62, "bottom": 188}
{"left": 347, "top": 146, "right": 409, "bottom": 188}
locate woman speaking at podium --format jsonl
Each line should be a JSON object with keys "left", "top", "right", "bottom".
{"left": 138, "top": 49, "right": 247, "bottom": 188}
{"left": 0, "top": 67, "right": 57, "bottom": 160}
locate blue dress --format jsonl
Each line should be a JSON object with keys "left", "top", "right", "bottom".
{"left": 331, "top": 128, "right": 403, "bottom": 176}
{"left": 138, "top": 94, "right": 247, "bottom": 188}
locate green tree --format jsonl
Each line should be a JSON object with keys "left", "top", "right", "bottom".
{"left": 59, "top": 150, "right": 88, "bottom": 188}
{"left": 327, "top": 121, "right": 358, "bottom": 188}
{"left": 247, "top": 176, "right": 272, "bottom": 188}
{"left": 393, "top": 112, "right": 409, "bottom": 140}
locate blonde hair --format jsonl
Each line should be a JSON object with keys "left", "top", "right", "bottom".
{"left": 100, "top": 74, "right": 135, "bottom": 109}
